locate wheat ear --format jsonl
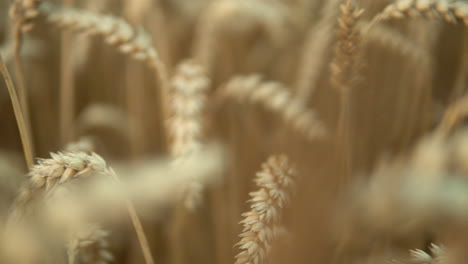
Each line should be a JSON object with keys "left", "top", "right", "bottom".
{"left": 221, "top": 74, "right": 326, "bottom": 141}
{"left": 11, "top": 150, "right": 155, "bottom": 264}
{"left": 330, "top": 0, "right": 363, "bottom": 188}
{"left": 167, "top": 60, "right": 210, "bottom": 209}
{"left": 37, "top": 2, "right": 170, "bottom": 144}
{"left": 374, "top": 0, "right": 468, "bottom": 25}
{"left": 234, "top": 155, "right": 296, "bottom": 264}
{"left": 67, "top": 224, "right": 113, "bottom": 264}
{"left": 0, "top": 53, "right": 34, "bottom": 168}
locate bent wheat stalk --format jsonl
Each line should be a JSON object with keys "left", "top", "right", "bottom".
{"left": 37, "top": 2, "right": 170, "bottom": 145}
{"left": 234, "top": 155, "right": 296, "bottom": 264}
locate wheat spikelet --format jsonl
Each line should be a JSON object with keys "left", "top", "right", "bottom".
{"left": 234, "top": 155, "right": 296, "bottom": 264}
{"left": 9, "top": 0, "right": 42, "bottom": 32}
{"left": 168, "top": 60, "right": 210, "bottom": 158}
{"left": 330, "top": 0, "right": 363, "bottom": 93}
{"left": 67, "top": 224, "right": 114, "bottom": 264}
{"left": 13, "top": 151, "right": 107, "bottom": 211}
{"left": 221, "top": 74, "right": 326, "bottom": 141}
{"left": 401, "top": 244, "right": 445, "bottom": 264}
{"left": 374, "top": 0, "right": 468, "bottom": 26}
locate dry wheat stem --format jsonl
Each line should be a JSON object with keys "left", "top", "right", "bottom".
{"left": 234, "top": 155, "right": 296, "bottom": 264}
{"left": 10, "top": 2, "right": 36, "bottom": 158}
{"left": 59, "top": 0, "right": 76, "bottom": 146}
{"left": 373, "top": 0, "right": 468, "bottom": 26}
{"left": 0, "top": 53, "right": 34, "bottom": 168}
{"left": 221, "top": 74, "right": 326, "bottom": 141}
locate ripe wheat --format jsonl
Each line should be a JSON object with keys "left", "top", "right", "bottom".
{"left": 235, "top": 155, "right": 296, "bottom": 264}
{"left": 221, "top": 74, "right": 326, "bottom": 141}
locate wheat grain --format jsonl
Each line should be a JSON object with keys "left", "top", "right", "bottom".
{"left": 374, "top": 0, "right": 468, "bottom": 25}
{"left": 221, "top": 74, "right": 326, "bottom": 141}
{"left": 234, "top": 155, "right": 296, "bottom": 264}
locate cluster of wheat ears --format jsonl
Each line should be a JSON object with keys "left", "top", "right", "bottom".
{"left": 0, "top": 0, "right": 468, "bottom": 263}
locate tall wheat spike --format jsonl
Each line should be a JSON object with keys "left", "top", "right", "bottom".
{"left": 234, "top": 155, "right": 296, "bottom": 264}
{"left": 221, "top": 74, "right": 326, "bottom": 141}
{"left": 330, "top": 0, "right": 363, "bottom": 188}
{"left": 374, "top": 0, "right": 468, "bottom": 25}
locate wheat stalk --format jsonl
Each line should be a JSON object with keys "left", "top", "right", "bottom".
{"left": 9, "top": 1, "right": 37, "bottom": 165}
{"left": 221, "top": 74, "right": 326, "bottom": 141}
{"left": 234, "top": 155, "right": 296, "bottom": 264}
{"left": 374, "top": 0, "right": 468, "bottom": 25}
{"left": 294, "top": 0, "right": 342, "bottom": 102}
{"left": 0, "top": 53, "right": 34, "bottom": 168}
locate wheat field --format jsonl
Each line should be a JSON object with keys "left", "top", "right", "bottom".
{"left": 0, "top": 0, "right": 468, "bottom": 263}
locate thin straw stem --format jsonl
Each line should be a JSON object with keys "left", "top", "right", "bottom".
{"left": 0, "top": 53, "right": 34, "bottom": 168}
